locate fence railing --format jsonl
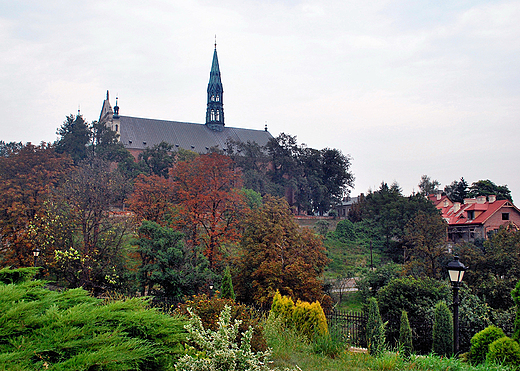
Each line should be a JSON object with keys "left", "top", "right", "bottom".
{"left": 325, "top": 309, "right": 367, "bottom": 348}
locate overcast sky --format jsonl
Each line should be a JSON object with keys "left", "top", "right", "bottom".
{"left": 1, "top": 0, "right": 519, "bottom": 199}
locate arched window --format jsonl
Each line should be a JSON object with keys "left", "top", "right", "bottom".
{"left": 216, "top": 110, "right": 220, "bottom": 121}
{"left": 216, "top": 95, "right": 220, "bottom": 102}
{"left": 115, "top": 124, "right": 118, "bottom": 132}
{"left": 211, "top": 95, "right": 215, "bottom": 101}
{"left": 210, "top": 110, "right": 215, "bottom": 121}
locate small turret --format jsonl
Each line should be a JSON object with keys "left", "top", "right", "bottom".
{"left": 206, "top": 41, "right": 224, "bottom": 131}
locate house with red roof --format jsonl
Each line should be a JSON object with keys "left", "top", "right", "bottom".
{"left": 428, "top": 193, "right": 520, "bottom": 243}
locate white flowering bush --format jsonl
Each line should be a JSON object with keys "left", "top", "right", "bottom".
{"left": 175, "top": 305, "right": 296, "bottom": 371}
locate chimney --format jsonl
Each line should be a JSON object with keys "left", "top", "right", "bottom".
{"left": 488, "top": 195, "right": 496, "bottom": 203}
{"left": 437, "top": 193, "right": 442, "bottom": 201}
{"left": 477, "top": 195, "right": 486, "bottom": 204}
{"left": 453, "top": 202, "right": 461, "bottom": 212}
{"left": 464, "top": 198, "right": 476, "bottom": 205}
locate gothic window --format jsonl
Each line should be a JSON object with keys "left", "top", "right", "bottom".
{"left": 210, "top": 110, "right": 215, "bottom": 121}
{"left": 216, "top": 95, "right": 220, "bottom": 102}
{"left": 211, "top": 95, "right": 215, "bottom": 101}
{"left": 115, "top": 124, "right": 118, "bottom": 132}
{"left": 216, "top": 110, "right": 220, "bottom": 121}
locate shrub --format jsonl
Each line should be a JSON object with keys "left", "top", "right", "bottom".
{"left": 220, "top": 266, "right": 236, "bottom": 300}
{"left": 432, "top": 301, "right": 453, "bottom": 357}
{"left": 469, "top": 325, "right": 506, "bottom": 364}
{"left": 291, "top": 299, "right": 328, "bottom": 340}
{"left": 366, "top": 297, "right": 385, "bottom": 357}
{"left": 399, "top": 310, "right": 413, "bottom": 358}
{"left": 270, "top": 290, "right": 295, "bottom": 327}
{"left": 511, "top": 279, "right": 520, "bottom": 341}
{"left": 487, "top": 336, "right": 520, "bottom": 367}
{"left": 175, "top": 305, "right": 295, "bottom": 371}
{"left": 176, "top": 294, "right": 266, "bottom": 352}
{"left": 334, "top": 219, "right": 357, "bottom": 242}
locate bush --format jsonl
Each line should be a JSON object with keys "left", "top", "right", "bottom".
{"left": 487, "top": 336, "right": 520, "bottom": 367}
{"left": 399, "top": 310, "right": 413, "bottom": 358}
{"left": 469, "top": 325, "right": 506, "bottom": 364}
{"left": 511, "top": 279, "right": 520, "bottom": 341}
{"left": 333, "top": 219, "right": 357, "bottom": 242}
{"left": 176, "top": 294, "right": 266, "bottom": 352}
{"left": 175, "top": 305, "right": 295, "bottom": 371}
{"left": 220, "top": 266, "right": 236, "bottom": 300}
{"left": 0, "top": 269, "right": 187, "bottom": 370}
{"left": 292, "top": 300, "right": 328, "bottom": 340}
{"left": 432, "top": 301, "right": 453, "bottom": 357}
{"left": 270, "top": 290, "right": 295, "bottom": 327}
{"left": 366, "top": 297, "right": 385, "bottom": 357}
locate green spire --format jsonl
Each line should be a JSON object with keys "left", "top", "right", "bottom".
{"left": 206, "top": 44, "right": 224, "bottom": 131}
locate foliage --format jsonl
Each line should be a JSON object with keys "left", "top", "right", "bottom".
{"left": 399, "top": 310, "right": 413, "bottom": 358}
{"left": 468, "top": 179, "right": 512, "bottom": 202}
{"left": 469, "top": 325, "right": 506, "bottom": 365}
{"left": 138, "top": 141, "right": 176, "bottom": 178}
{"left": 241, "top": 188, "right": 263, "bottom": 210}
{"left": 511, "top": 279, "right": 520, "bottom": 341}
{"left": 55, "top": 114, "right": 91, "bottom": 163}
{"left": 236, "top": 195, "right": 330, "bottom": 306}
{"left": 0, "top": 268, "right": 186, "bottom": 370}
{"left": 135, "top": 220, "right": 211, "bottom": 299}
{"left": 366, "top": 297, "right": 385, "bottom": 357}
{"left": 432, "top": 301, "right": 453, "bottom": 357}
{"left": 444, "top": 177, "right": 469, "bottom": 203}
{"left": 356, "top": 262, "right": 402, "bottom": 301}
{"left": 0, "top": 142, "right": 72, "bottom": 267}
{"left": 175, "top": 305, "right": 291, "bottom": 371}
{"left": 292, "top": 300, "right": 328, "bottom": 340}
{"left": 270, "top": 291, "right": 296, "bottom": 326}
{"left": 376, "top": 276, "right": 450, "bottom": 353}
{"left": 334, "top": 219, "right": 357, "bottom": 242}
{"left": 220, "top": 266, "right": 236, "bottom": 300}
{"left": 176, "top": 294, "right": 266, "bottom": 353}
{"left": 0, "top": 266, "right": 39, "bottom": 284}
{"left": 403, "top": 211, "right": 449, "bottom": 279}
{"left": 487, "top": 337, "right": 520, "bottom": 367}
{"left": 418, "top": 175, "right": 440, "bottom": 196}
{"left": 171, "top": 152, "right": 246, "bottom": 270}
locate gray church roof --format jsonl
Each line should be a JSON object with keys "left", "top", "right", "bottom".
{"left": 118, "top": 115, "right": 273, "bottom": 153}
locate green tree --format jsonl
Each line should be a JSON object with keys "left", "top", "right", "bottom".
{"left": 138, "top": 141, "right": 176, "bottom": 178}
{"left": 55, "top": 114, "right": 91, "bottom": 163}
{"left": 511, "top": 280, "right": 520, "bottom": 341}
{"left": 135, "top": 220, "right": 211, "bottom": 299}
{"left": 432, "top": 301, "right": 453, "bottom": 356}
{"left": 366, "top": 297, "right": 385, "bottom": 357}
{"left": 444, "top": 177, "right": 468, "bottom": 203}
{"left": 468, "top": 179, "right": 512, "bottom": 202}
{"left": 220, "top": 266, "right": 236, "bottom": 300}
{"left": 418, "top": 174, "right": 440, "bottom": 196}
{"left": 399, "top": 310, "right": 413, "bottom": 357}
{"left": 403, "top": 211, "right": 449, "bottom": 279}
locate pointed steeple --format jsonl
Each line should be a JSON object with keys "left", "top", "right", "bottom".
{"left": 206, "top": 42, "right": 224, "bottom": 131}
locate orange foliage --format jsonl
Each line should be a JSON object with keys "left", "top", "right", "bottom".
{"left": 171, "top": 153, "right": 246, "bottom": 269}
{"left": 0, "top": 143, "right": 72, "bottom": 267}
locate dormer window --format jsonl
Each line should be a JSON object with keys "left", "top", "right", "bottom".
{"left": 467, "top": 210, "right": 475, "bottom": 220}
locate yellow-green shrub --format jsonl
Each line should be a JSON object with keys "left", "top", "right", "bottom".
{"left": 270, "top": 290, "right": 295, "bottom": 326}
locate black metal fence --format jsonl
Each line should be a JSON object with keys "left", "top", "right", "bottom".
{"left": 326, "top": 310, "right": 367, "bottom": 348}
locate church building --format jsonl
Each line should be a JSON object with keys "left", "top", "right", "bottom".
{"left": 99, "top": 45, "right": 273, "bottom": 159}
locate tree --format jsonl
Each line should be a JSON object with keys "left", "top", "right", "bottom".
{"left": 220, "top": 266, "right": 236, "bottom": 300}
{"left": 468, "top": 179, "right": 512, "bottom": 202}
{"left": 418, "top": 175, "right": 440, "bottom": 196}
{"left": 55, "top": 114, "right": 91, "bottom": 163}
{"left": 135, "top": 220, "right": 211, "bottom": 299}
{"left": 444, "top": 178, "right": 468, "bottom": 203}
{"left": 399, "top": 310, "right": 413, "bottom": 357}
{"left": 171, "top": 153, "right": 247, "bottom": 270}
{"left": 235, "top": 195, "right": 330, "bottom": 306}
{"left": 366, "top": 297, "right": 385, "bottom": 357}
{"left": 138, "top": 141, "right": 176, "bottom": 178}
{"left": 432, "top": 301, "right": 453, "bottom": 356}
{"left": 0, "top": 143, "right": 72, "bottom": 267}
{"left": 403, "top": 211, "right": 449, "bottom": 279}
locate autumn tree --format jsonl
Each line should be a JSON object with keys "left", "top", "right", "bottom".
{"left": 171, "top": 153, "right": 246, "bottom": 270}
{"left": 0, "top": 143, "right": 72, "bottom": 267}
{"left": 235, "top": 195, "right": 329, "bottom": 307}
{"left": 403, "top": 211, "right": 449, "bottom": 279}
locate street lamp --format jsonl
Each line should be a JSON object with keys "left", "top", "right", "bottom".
{"left": 447, "top": 256, "right": 467, "bottom": 355}
{"left": 32, "top": 248, "right": 40, "bottom": 267}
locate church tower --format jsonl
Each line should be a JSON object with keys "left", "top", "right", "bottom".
{"left": 205, "top": 43, "right": 224, "bottom": 131}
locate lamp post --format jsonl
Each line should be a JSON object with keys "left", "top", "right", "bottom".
{"left": 447, "top": 256, "right": 467, "bottom": 355}
{"left": 32, "top": 248, "right": 40, "bottom": 267}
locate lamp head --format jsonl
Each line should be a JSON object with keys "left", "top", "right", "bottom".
{"left": 447, "top": 256, "right": 466, "bottom": 284}
{"left": 32, "top": 248, "right": 40, "bottom": 257}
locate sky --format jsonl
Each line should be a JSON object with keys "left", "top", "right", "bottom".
{"left": 1, "top": 0, "right": 519, "bottom": 200}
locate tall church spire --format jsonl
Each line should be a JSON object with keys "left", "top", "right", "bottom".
{"left": 206, "top": 43, "right": 224, "bottom": 131}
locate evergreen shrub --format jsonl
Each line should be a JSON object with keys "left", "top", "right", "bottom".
{"left": 366, "top": 297, "right": 385, "bottom": 357}
{"left": 469, "top": 325, "right": 506, "bottom": 365}
{"left": 291, "top": 300, "right": 328, "bottom": 340}
{"left": 432, "top": 301, "right": 453, "bottom": 357}
{"left": 511, "top": 279, "right": 520, "bottom": 341}
{"left": 487, "top": 337, "right": 520, "bottom": 367}
{"left": 399, "top": 310, "right": 413, "bottom": 358}
{"left": 220, "top": 266, "right": 235, "bottom": 300}
{"left": 270, "top": 290, "right": 295, "bottom": 327}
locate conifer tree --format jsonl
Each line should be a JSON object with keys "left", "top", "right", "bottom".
{"left": 366, "top": 297, "right": 385, "bottom": 357}
{"left": 399, "top": 310, "right": 413, "bottom": 358}
{"left": 220, "top": 266, "right": 235, "bottom": 300}
{"left": 432, "top": 301, "right": 453, "bottom": 356}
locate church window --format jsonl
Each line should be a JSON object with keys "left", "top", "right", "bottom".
{"left": 211, "top": 95, "right": 215, "bottom": 101}
{"left": 210, "top": 110, "right": 215, "bottom": 121}
{"left": 216, "top": 95, "right": 220, "bottom": 102}
{"left": 216, "top": 110, "right": 220, "bottom": 121}
{"left": 115, "top": 124, "right": 118, "bottom": 132}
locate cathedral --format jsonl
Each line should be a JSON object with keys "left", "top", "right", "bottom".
{"left": 99, "top": 45, "right": 273, "bottom": 159}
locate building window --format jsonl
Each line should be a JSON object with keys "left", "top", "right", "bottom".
{"left": 216, "top": 95, "right": 220, "bottom": 102}
{"left": 210, "top": 110, "right": 215, "bottom": 121}
{"left": 502, "top": 213, "right": 510, "bottom": 220}
{"left": 211, "top": 95, "right": 215, "bottom": 101}
{"left": 115, "top": 124, "right": 118, "bottom": 132}
{"left": 216, "top": 110, "right": 220, "bottom": 121}
{"left": 467, "top": 210, "right": 475, "bottom": 220}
